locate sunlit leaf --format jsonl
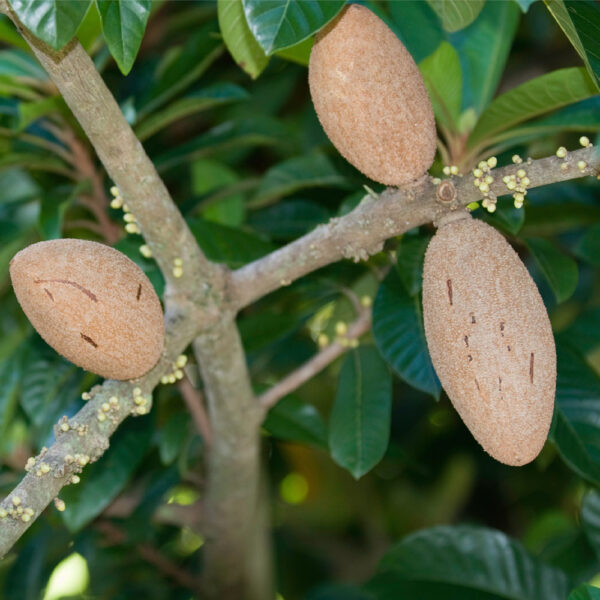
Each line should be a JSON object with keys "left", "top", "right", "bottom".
{"left": 9, "top": 0, "right": 92, "bottom": 50}
{"left": 427, "top": 0, "right": 485, "bottom": 32}
{"left": 242, "top": 0, "right": 345, "bottom": 54}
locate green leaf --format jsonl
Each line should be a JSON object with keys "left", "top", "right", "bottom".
{"left": 20, "top": 341, "right": 79, "bottom": 429}
{"left": 328, "top": 346, "right": 392, "bottom": 479}
{"left": 544, "top": 0, "right": 600, "bottom": 89}
{"left": 308, "top": 584, "right": 374, "bottom": 600}
{"left": 156, "top": 116, "right": 286, "bottom": 171}
{"left": 0, "top": 351, "right": 22, "bottom": 441}
{"left": 550, "top": 343, "right": 600, "bottom": 485}
{"left": 250, "top": 153, "right": 349, "bottom": 208}
{"left": 275, "top": 35, "right": 313, "bottom": 66}
{"left": 17, "top": 96, "right": 66, "bottom": 131}
{"left": 188, "top": 217, "right": 275, "bottom": 268}
{"left": 248, "top": 199, "right": 330, "bottom": 240}
{"left": 135, "top": 82, "right": 248, "bottom": 141}
{"left": 264, "top": 395, "right": 327, "bottom": 448}
{"left": 38, "top": 194, "right": 69, "bottom": 240}
{"left": 96, "top": 0, "right": 151, "bottom": 75}
{"left": 581, "top": 489, "right": 600, "bottom": 559}
{"left": 575, "top": 224, "right": 600, "bottom": 267}
{"left": 137, "top": 20, "right": 223, "bottom": 119}
{"left": 450, "top": 0, "right": 520, "bottom": 116}
{"left": 242, "top": 0, "right": 345, "bottom": 55}
{"left": 420, "top": 42, "right": 462, "bottom": 132}
{"left": 159, "top": 412, "right": 189, "bottom": 465}
{"left": 568, "top": 585, "right": 600, "bottom": 600}
{"left": 0, "top": 48, "right": 47, "bottom": 79}
{"left": 427, "top": 0, "right": 485, "bottom": 32}
{"left": 484, "top": 203, "right": 525, "bottom": 235}
{"left": 218, "top": 0, "right": 268, "bottom": 79}
{"left": 373, "top": 269, "right": 441, "bottom": 399}
{"left": 60, "top": 415, "right": 152, "bottom": 531}
{"left": 377, "top": 524, "right": 572, "bottom": 600}
{"left": 0, "top": 152, "right": 72, "bottom": 177}
{"left": 468, "top": 67, "right": 598, "bottom": 148}
{"left": 388, "top": 1, "right": 444, "bottom": 64}
{"left": 9, "top": 0, "right": 92, "bottom": 50}
{"left": 396, "top": 233, "right": 431, "bottom": 297}
{"left": 0, "top": 15, "right": 31, "bottom": 51}
{"left": 526, "top": 237, "right": 578, "bottom": 303}
{"left": 559, "top": 308, "right": 600, "bottom": 356}
{"left": 0, "top": 167, "right": 39, "bottom": 204}
{"left": 112, "top": 237, "right": 164, "bottom": 297}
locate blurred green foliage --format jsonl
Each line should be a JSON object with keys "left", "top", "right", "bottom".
{"left": 0, "top": 1, "right": 599, "bottom": 598}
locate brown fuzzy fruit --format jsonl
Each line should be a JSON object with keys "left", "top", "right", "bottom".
{"left": 10, "top": 239, "right": 164, "bottom": 380}
{"left": 422, "top": 214, "right": 556, "bottom": 466}
{"left": 308, "top": 4, "right": 436, "bottom": 186}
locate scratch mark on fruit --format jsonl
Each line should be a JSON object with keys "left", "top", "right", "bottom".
{"left": 500, "top": 322, "right": 505, "bottom": 336}
{"left": 44, "top": 288, "right": 53, "bottom": 301}
{"left": 507, "top": 345, "right": 511, "bottom": 352}
{"left": 530, "top": 352, "right": 534, "bottom": 383}
{"left": 468, "top": 354, "right": 473, "bottom": 362}
{"left": 34, "top": 279, "right": 97, "bottom": 302}
{"left": 470, "top": 313, "right": 476, "bottom": 324}
{"left": 80, "top": 333, "right": 98, "bottom": 348}
{"left": 464, "top": 335, "right": 469, "bottom": 347}
{"left": 474, "top": 378, "right": 481, "bottom": 392}
{"left": 498, "top": 377, "right": 502, "bottom": 391}
{"left": 446, "top": 279, "right": 453, "bottom": 305}
{"left": 136, "top": 284, "right": 142, "bottom": 301}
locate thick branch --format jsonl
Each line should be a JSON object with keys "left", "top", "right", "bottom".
{"left": 192, "top": 319, "right": 265, "bottom": 600}
{"left": 259, "top": 309, "right": 372, "bottom": 410}
{"left": 0, "top": 1, "right": 221, "bottom": 298}
{"left": 0, "top": 313, "right": 197, "bottom": 558}
{"left": 231, "top": 146, "right": 599, "bottom": 309}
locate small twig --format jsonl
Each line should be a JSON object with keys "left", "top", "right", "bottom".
{"left": 97, "top": 520, "right": 203, "bottom": 594}
{"left": 178, "top": 378, "right": 213, "bottom": 448}
{"left": 259, "top": 309, "right": 372, "bottom": 411}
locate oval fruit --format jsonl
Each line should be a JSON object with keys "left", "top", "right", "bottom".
{"left": 422, "top": 215, "right": 556, "bottom": 466}
{"left": 308, "top": 4, "right": 436, "bottom": 186}
{"left": 10, "top": 239, "right": 164, "bottom": 380}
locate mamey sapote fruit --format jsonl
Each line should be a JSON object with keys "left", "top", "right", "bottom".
{"left": 422, "top": 213, "right": 556, "bottom": 466}
{"left": 10, "top": 239, "right": 164, "bottom": 380}
{"left": 308, "top": 4, "right": 436, "bottom": 186}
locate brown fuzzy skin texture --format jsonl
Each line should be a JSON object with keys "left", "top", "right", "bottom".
{"left": 308, "top": 4, "right": 437, "bottom": 186}
{"left": 10, "top": 239, "right": 164, "bottom": 380}
{"left": 422, "top": 214, "right": 556, "bottom": 466}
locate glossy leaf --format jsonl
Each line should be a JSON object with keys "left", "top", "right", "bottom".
{"left": 450, "top": 0, "right": 520, "bottom": 115}
{"left": 0, "top": 15, "right": 30, "bottom": 51}
{"left": 38, "top": 194, "right": 69, "bottom": 240}
{"left": 545, "top": 0, "right": 600, "bottom": 89}
{"left": 97, "top": 0, "right": 151, "bottom": 75}
{"left": 526, "top": 237, "right": 578, "bottom": 303}
{"left": 559, "top": 308, "right": 600, "bottom": 356}
{"left": 550, "top": 343, "right": 600, "bottom": 485}
{"left": 468, "top": 67, "right": 598, "bottom": 148}
{"left": 378, "top": 525, "right": 572, "bottom": 600}
{"left": 514, "top": 0, "right": 538, "bottom": 11}
{"left": 242, "top": 0, "right": 345, "bottom": 55}
{"left": 427, "top": 0, "right": 485, "bottom": 32}
{"left": 0, "top": 48, "right": 46, "bottom": 79}
{"left": 568, "top": 585, "right": 600, "bottom": 600}
{"left": 484, "top": 203, "right": 525, "bottom": 236}
{"left": 17, "top": 96, "right": 66, "bottom": 131}
{"left": 218, "top": 0, "right": 268, "bottom": 79}
{"left": 250, "top": 153, "right": 349, "bottom": 208}
{"left": 0, "top": 351, "right": 22, "bottom": 441}
{"left": 9, "top": 0, "right": 92, "bottom": 50}
{"left": 373, "top": 269, "right": 441, "bottom": 399}
{"left": 396, "top": 233, "right": 431, "bottom": 297}
{"left": 419, "top": 41, "right": 462, "bottom": 132}
{"left": 135, "top": 83, "right": 248, "bottom": 141}
{"left": 329, "top": 346, "right": 392, "bottom": 479}
{"left": 581, "top": 489, "right": 600, "bottom": 559}
{"left": 60, "top": 415, "right": 152, "bottom": 531}
{"left": 188, "top": 218, "right": 275, "bottom": 268}
{"left": 264, "top": 395, "right": 327, "bottom": 448}
{"left": 275, "top": 36, "right": 313, "bottom": 66}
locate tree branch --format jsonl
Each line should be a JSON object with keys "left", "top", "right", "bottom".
{"left": 259, "top": 308, "right": 372, "bottom": 410}
{"left": 178, "top": 378, "right": 213, "bottom": 448}
{"left": 230, "top": 146, "right": 599, "bottom": 309}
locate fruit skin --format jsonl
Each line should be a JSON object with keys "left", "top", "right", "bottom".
{"left": 308, "top": 4, "right": 436, "bottom": 186}
{"left": 422, "top": 214, "right": 556, "bottom": 466}
{"left": 10, "top": 239, "right": 164, "bottom": 380}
